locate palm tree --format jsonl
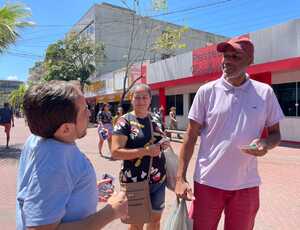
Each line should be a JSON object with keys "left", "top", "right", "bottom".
{"left": 9, "top": 84, "right": 27, "bottom": 113}
{"left": 0, "top": 3, "right": 33, "bottom": 53}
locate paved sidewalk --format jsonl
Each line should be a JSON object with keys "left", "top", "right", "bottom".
{"left": 0, "top": 118, "right": 299, "bottom": 229}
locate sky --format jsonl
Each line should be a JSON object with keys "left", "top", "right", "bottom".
{"left": 1, "top": 0, "right": 300, "bottom": 82}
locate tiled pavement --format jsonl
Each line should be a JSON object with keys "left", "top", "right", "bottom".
{"left": 0, "top": 118, "right": 299, "bottom": 230}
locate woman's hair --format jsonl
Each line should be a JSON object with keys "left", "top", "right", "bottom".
{"left": 130, "top": 83, "right": 152, "bottom": 98}
{"left": 101, "top": 103, "right": 109, "bottom": 112}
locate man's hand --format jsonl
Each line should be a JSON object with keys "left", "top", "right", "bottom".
{"left": 241, "top": 138, "right": 268, "bottom": 157}
{"left": 107, "top": 191, "right": 128, "bottom": 219}
{"left": 175, "top": 178, "right": 195, "bottom": 201}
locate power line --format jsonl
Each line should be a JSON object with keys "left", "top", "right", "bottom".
{"left": 21, "top": 0, "right": 234, "bottom": 29}
{"left": 6, "top": 51, "right": 43, "bottom": 60}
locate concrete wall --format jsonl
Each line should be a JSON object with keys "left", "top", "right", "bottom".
{"left": 280, "top": 117, "right": 300, "bottom": 142}
{"left": 251, "top": 19, "right": 300, "bottom": 64}
{"left": 148, "top": 52, "right": 192, "bottom": 84}
{"left": 73, "top": 3, "right": 227, "bottom": 78}
{"left": 272, "top": 70, "right": 300, "bottom": 84}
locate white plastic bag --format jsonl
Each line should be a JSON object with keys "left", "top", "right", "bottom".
{"left": 163, "top": 198, "right": 193, "bottom": 230}
{"left": 164, "top": 146, "right": 178, "bottom": 191}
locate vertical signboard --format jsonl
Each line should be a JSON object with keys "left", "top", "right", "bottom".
{"left": 192, "top": 45, "right": 222, "bottom": 77}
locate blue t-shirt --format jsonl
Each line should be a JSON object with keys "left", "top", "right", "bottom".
{"left": 16, "top": 135, "right": 97, "bottom": 229}
{"left": 0, "top": 107, "right": 12, "bottom": 123}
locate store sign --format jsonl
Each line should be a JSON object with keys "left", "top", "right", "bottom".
{"left": 85, "top": 80, "right": 105, "bottom": 93}
{"left": 96, "top": 92, "right": 131, "bottom": 104}
{"left": 130, "top": 64, "right": 147, "bottom": 84}
{"left": 192, "top": 45, "right": 222, "bottom": 76}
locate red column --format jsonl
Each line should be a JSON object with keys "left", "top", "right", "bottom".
{"left": 159, "top": 88, "right": 166, "bottom": 122}
{"left": 250, "top": 71, "right": 272, "bottom": 84}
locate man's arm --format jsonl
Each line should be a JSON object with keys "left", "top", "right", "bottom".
{"left": 27, "top": 192, "right": 128, "bottom": 230}
{"left": 175, "top": 119, "right": 202, "bottom": 200}
{"left": 264, "top": 123, "right": 281, "bottom": 149}
{"left": 243, "top": 123, "right": 281, "bottom": 157}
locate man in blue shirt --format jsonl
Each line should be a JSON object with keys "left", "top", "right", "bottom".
{"left": 16, "top": 81, "right": 128, "bottom": 230}
{"left": 0, "top": 102, "right": 14, "bottom": 148}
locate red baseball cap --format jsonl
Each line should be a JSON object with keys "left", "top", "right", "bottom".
{"left": 217, "top": 36, "right": 254, "bottom": 62}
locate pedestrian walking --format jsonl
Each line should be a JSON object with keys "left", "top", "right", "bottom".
{"left": 0, "top": 102, "right": 14, "bottom": 148}
{"left": 97, "top": 103, "right": 113, "bottom": 157}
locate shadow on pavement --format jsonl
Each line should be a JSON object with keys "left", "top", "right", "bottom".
{"left": 0, "top": 144, "right": 22, "bottom": 160}
{"left": 280, "top": 141, "right": 300, "bottom": 149}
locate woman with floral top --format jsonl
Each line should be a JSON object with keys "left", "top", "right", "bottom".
{"left": 111, "top": 83, "right": 170, "bottom": 230}
{"left": 97, "top": 103, "right": 113, "bottom": 157}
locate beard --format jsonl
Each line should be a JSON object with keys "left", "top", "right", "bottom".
{"left": 222, "top": 64, "right": 245, "bottom": 79}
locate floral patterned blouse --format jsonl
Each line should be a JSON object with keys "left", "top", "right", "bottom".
{"left": 113, "top": 112, "right": 166, "bottom": 184}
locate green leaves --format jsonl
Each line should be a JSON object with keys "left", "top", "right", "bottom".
{"left": 153, "top": 26, "right": 189, "bottom": 58}
{"left": 0, "top": 3, "right": 34, "bottom": 53}
{"left": 43, "top": 32, "right": 105, "bottom": 86}
{"left": 9, "top": 84, "right": 27, "bottom": 110}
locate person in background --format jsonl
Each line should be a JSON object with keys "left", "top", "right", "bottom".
{"left": 175, "top": 36, "right": 284, "bottom": 230}
{"left": 113, "top": 106, "right": 124, "bottom": 126}
{"left": 169, "top": 106, "right": 181, "bottom": 138}
{"left": 111, "top": 83, "right": 170, "bottom": 230}
{"left": 0, "top": 102, "right": 14, "bottom": 148}
{"left": 16, "top": 81, "right": 127, "bottom": 230}
{"left": 152, "top": 107, "right": 165, "bottom": 131}
{"left": 97, "top": 103, "right": 113, "bottom": 157}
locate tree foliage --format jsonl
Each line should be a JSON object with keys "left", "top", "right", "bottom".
{"left": 0, "top": 3, "right": 34, "bottom": 53}
{"left": 152, "top": 26, "right": 188, "bottom": 58}
{"left": 8, "top": 84, "right": 27, "bottom": 111}
{"left": 28, "top": 61, "right": 46, "bottom": 83}
{"left": 44, "top": 32, "right": 105, "bottom": 86}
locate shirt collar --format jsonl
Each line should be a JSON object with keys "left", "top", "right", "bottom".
{"left": 216, "top": 73, "right": 251, "bottom": 92}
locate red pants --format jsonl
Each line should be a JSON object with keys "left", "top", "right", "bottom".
{"left": 190, "top": 182, "right": 259, "bottom": 230}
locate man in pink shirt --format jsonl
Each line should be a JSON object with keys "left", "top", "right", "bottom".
{"left": 175, "top": 37, "right": 284, "bottom": 230}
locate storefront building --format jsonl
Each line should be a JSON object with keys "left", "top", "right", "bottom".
{"left": 0, "top": 80, "right": 23, "bottom": 107}
{"left": 85, "top": 19, "right": 300, "bottom": 143}
{"left": 147, "top": 19, "right": 300, "bottom": 143}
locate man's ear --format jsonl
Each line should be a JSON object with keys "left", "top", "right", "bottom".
{"left": 247, "top": 56, "right": 254, "bottom": 65}
{"left": 54, "top": 123, "right": 74, "bottom": 139}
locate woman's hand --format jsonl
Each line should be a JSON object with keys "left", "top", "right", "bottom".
{"left": 146, "top": 144, "right": 161, "bottom": 157}
{"left": 159, "top": 139, "right": 170, "bottom": 151}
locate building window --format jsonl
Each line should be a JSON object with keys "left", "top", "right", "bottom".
{"left": 189, "top": 93, "right": 196, "bottom": 109}
{"left": 272, "top": 82, "right": 299, "bottom": 117}
{"left": 151, "top": 95, "right": 160, "bottom": 110}
{"left": 166, "top": 94, "right": 183, "bottom": 115}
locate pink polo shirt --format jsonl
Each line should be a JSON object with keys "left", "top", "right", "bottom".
{"left": 188, "top": 75, "right": 284, "bottom": 190}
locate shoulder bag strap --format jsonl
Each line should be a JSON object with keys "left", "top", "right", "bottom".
{"left": 147, "top": 115, "right": 154, "bottom": 182}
